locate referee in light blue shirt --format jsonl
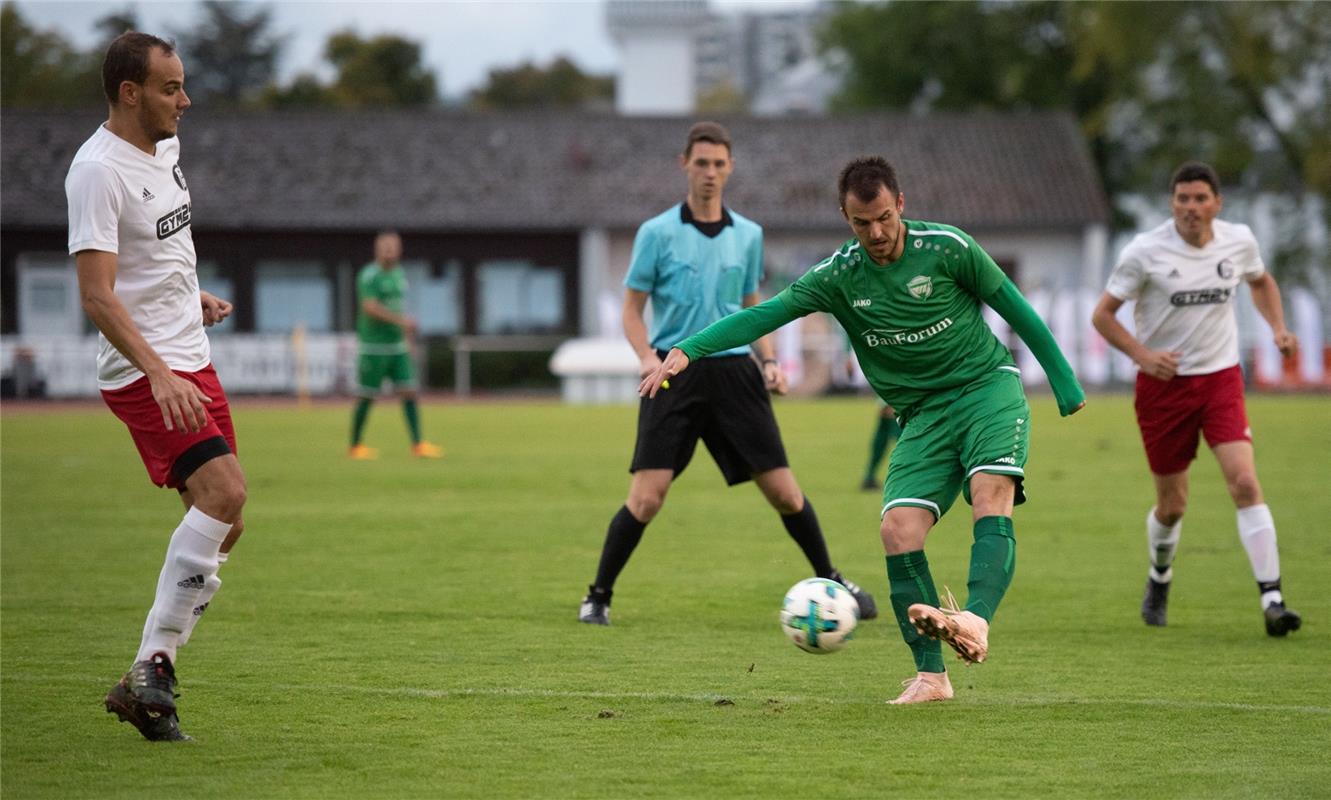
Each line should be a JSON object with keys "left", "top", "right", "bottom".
{"left": 577, "top": 121, "right": 877, "bottom": 626}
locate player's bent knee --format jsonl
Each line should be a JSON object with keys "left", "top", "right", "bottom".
{"left": 879, "top": 510, "right": 930, "bottom": 555}
{"left": 768, "top": 491, "right": 804, "bottom": 516}
{"left": 1227, "top": 473, "right": 1262, "bottom": 506}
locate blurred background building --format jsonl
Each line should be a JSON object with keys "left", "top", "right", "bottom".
{"left": 1, "top": 0, "right": 1327, "bottom": 398}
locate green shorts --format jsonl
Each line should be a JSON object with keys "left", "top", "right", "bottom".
{"left": 882, "top": 368, "right": 1029, "bottom": 520}
{"left": 358, "top": 351, "right": 415, "bottom": 394}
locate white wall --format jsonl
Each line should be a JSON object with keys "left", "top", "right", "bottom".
{"left": 615, "top": 34, "right": 696, "bottom": 114}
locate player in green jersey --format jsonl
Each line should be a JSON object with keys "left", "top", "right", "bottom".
{"left": 349, "top": 231, "right": 442, "bottom": 460}
{"left": 861, "top": 401, "right": 900, "bottom": 491}
{"left": 641, "top": 157, "right": 1085, "bottom": 704}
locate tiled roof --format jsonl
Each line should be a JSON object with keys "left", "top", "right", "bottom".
{"left": 2, "top": 110, "right": 1108, "bottom": 233}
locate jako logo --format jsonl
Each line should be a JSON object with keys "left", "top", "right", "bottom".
{"left": 862, "top": 318, "right": 953, "bottom": 347}
{"left": 852, "top": 298, "right": 871, "bottom": 307}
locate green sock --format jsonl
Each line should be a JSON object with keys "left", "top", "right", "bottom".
{"left": 965, "top": 516, "right": 1016, "bottom": 622}
{"left": 351, "top": 398, "right": 372, "bottom": 446}
{"left": 864, "top": 415, "right": 898, "bottom": 482}
{"left": 402, "top": 398, "right": 422, "bottom": 444}
{"left": 886, "top": 551, "right": 945, "bottom": 673}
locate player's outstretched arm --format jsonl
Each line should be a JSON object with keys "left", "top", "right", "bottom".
{"left": 639, "top": 349, "right": 691, "bottom": 398}
{"left": 986, "top": 279, "right": 1085, "bottom": 416}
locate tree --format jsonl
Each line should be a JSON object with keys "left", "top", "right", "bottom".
{"left": 468, "top": 56, "right": 613, "bottom": 110}
{"left": 0, "top": 2, "right": 100, "bottom": 108}
{"left": 823, "top": 1, "right": 1330, "bottom": 200}
{"left": 93, "top": 8, "right": 139, "bottom": 46}
{"left": 821, "top": 1, "right": 1331, "bottom": 285}
{"left": 324, "top": 30, "right": 437, "bottom": 108}
{"left": 261, "top": 73, "right": 336, "bottom": 109}
{"left": 172, "top": 0, "right": 286, "bottom": 107}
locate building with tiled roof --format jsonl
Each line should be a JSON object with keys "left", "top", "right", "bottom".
{"left": 2, "top": 110, "right": 1109, "bottom": 394}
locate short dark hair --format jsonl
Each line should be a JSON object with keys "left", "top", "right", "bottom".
{"left": 838, "top": 156, "right": 901, "bottom": 206}
{"left": 1170, "top": 161, "right": 1221, "bottom": 196}
{"left": 684, "top": 121, "right": 732, "bottom": 157}
{"left": 103, "top": 31, "right": 175, "bottom": 104}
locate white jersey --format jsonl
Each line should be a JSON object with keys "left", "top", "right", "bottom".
{"left": 66, "top": 125, "right": 209, "bottom": 390}
{"left": 1106, "top": 218, "right": 1265, "bottom": 376}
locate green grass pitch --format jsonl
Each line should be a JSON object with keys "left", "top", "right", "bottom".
{"left": 2, "top": 393, "right": 1329, "bottom": 798}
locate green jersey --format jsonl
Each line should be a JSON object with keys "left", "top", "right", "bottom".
{"left": 356, "top": 262, "right": 408, "bottom": 353}
{"left": 777, "top": 221, "right": 1013, "bottom": 415}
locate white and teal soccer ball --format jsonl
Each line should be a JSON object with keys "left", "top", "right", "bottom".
{"left": 780, "top": 577, "right": 859, "bottom": 654}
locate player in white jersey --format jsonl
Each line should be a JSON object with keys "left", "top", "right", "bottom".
{"left": 1091, "top": 161, "right": 1301, "bottom": 637}
{"left": 68, "top": 32, "right": 249, "bottom": 741}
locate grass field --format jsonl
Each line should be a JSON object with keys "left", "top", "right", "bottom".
{"left": 2, "top": 392, "right": 1329, "bottom": 798}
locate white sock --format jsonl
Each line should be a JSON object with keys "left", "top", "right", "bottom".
{"left": 178, "top": 573, "right": 222, "bottom": 647}
{"left": 136, "top": 508, "right": 230, "bottom": 664}
{"left": 1146, "top": 508, "right": 1181, "bottom": 582}
{"left": 1236, "top": 503, "right": 1281, "bottom": 607}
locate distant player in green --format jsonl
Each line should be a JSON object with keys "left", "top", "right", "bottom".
{"left": 349, "top": 230, "right": 442, "bottom": 460}
{"left": 861, "top": 401, "right": 900, "bottom": 491}
{"left": 641, "top": 157, "right": 1085, "bottom": 704}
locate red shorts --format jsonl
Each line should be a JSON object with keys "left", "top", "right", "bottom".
{"left": 101, "top": 364, "right": 237, "bottom": 489}
{"left": 1134, "top": 364, "right": 1250, "bottom": 475}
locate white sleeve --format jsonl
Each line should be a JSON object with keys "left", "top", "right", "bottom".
{"left": 66, "top": 162, "right": 122, "bottom": 255}
{"left": 1104, "top": 242, "right": 1146, "bottom": 301}
{"left": 1236, "top": 226, "right": 1267, "bottom": 281}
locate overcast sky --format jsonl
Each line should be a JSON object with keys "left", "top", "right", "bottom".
{"left": 16, "top": 0, "right": 813, "bottom": 100}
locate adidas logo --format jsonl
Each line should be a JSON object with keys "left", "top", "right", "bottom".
{"left": 192, "top": 601, "right": 210, "bottom": 617}
{"left": 1168, "top": 268, "right": 1181, "bottom": 278}
{"left": 141, "top": 187, "right": 156, "bottom": 202}
{"left": 176, "top": 574, "right": 205, "bottom": 589}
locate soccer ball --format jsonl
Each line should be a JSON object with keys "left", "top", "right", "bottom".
{"left": 779, "top": 577, "right": 859, "bottom": 654}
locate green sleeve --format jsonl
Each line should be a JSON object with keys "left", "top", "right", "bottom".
{"left": 949, "top": 231, "right": 1009, "bottom": 297}
{"left": 675, "top": 297, "right": 799, "bottom": 361}
{"left": 985, "top": 279, "right": 1085, "bottom": 417}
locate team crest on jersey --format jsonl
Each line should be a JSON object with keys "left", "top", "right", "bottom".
{"left": 1216, "top": 258, "right": 1234, "bottom": 279}
{"left": 172, "top": 163, "right": 187, "bottom": 191}
{"left": 907, "top": 275, "right": 932, "bottom": 299}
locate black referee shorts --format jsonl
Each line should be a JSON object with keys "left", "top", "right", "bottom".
{"left": 630, "top": 352, "right": 789, "bottom": 485}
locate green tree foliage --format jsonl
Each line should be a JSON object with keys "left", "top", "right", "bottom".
{"left": 468, "top": 56, "right": 613, "bottom": 110}
{"left": 261, "top": 73, "right": 337, "bottom": 109}
{"left": 323, "top": 30, "right": 437, "bottom": 107}
{"left": 823, "top": 1, "right": 1330, "bottom": 199}
{"left": 0, "top": 2, "right": 100, "bottom": 107}
{"left": 171, "top": 1, "right": 285, "bottom": 107}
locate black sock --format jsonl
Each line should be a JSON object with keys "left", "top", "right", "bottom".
{"left": 781, "top": 495, "right": 834, "bottom": 578}
{"left": 592, "top": 506, "right": 648, "bottom": 594}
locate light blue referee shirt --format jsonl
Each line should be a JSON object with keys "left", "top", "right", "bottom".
{"left": 624, "top": 203, "right": 764, "bottom": 358}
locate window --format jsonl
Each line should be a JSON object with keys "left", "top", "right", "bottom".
{"left": 402, "top": 260, "right": 462, "bottom": 335}
{"left": 196, "top": 261, "right": 234, "bottom": 334}
{"left": 477, "top": 260, "right": 566, "bottom": 334}
{"left": 255, "top": 260, "right": 332, "bottom": 333}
